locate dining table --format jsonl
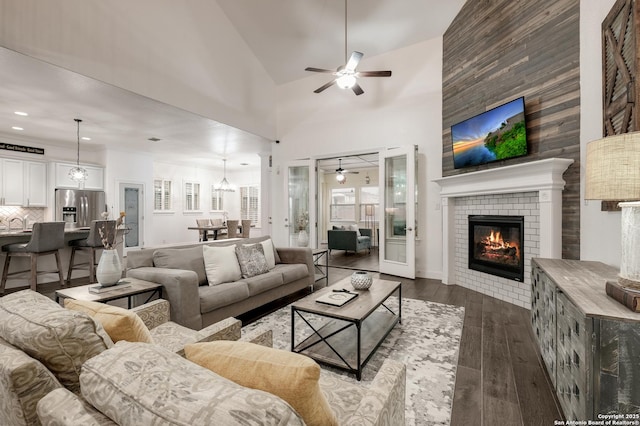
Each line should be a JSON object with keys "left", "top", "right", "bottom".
{"left": 187, "top": 225, "right": 227, "bottom": 241}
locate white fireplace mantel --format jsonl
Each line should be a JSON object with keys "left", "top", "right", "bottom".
{"left": 433, "top": 158, "right": 574, "bottom": 284}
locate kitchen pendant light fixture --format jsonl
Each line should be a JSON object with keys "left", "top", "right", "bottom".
{"left": 68, "top": 118, "right": 88, "bottom": 182}
{"left": 215, "top": 159, "right": 235, "bottom": 192}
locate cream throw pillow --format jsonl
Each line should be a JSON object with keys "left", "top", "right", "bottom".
{"left": 202, "top": 244, "right": 242, "bottom": 285}
{"left": 64, "top": 299, "right": 153, "bottom": 344}
{"left": 185, "top": 341, "right": 338, "bottom": 426}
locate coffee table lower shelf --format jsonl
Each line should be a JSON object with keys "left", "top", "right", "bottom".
{"left": 292, "top": 310, "right": 399, "bottom": 380}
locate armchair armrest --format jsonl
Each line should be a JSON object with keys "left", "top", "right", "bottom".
{"left": 194, "top": 317, "right": 242, "bottom": 343}
{"left": 345, "top": 359, "right": 406, "bottom": 426}
{"left": 37, "top": 388, "right": 116, "bottom": 425}
{"left": 131, "top": 299, "right": 170, "bottom": 330}
{"left": 360, "top": 228, "right": 372, "bottom": 238}
{"left": 126, "top": 267, "right": 202, "bottom": 330}
{"left": 240, "top": 328, "right": 273, "bottom": 347}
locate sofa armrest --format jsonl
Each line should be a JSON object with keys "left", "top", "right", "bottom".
{"left": 276, "top": 247, "right": 314, "bottom": 286}
{"left": 126, "top": 267, "right": 202, "bottom": 330}
{"left": 240, "top": 328, "right": 273, "bottom": 347}
{"left": 131, "top": 299, "right": 171, "bottom": 330}
{"left": 328, "top": 230, "right": 358, "bottom": 251}
{"left": 37, "top": 388, "right": 116, "bottom": 425}
{"left": 194, "top": 317, "right": 242, "bottom": 343}
{"left": 345, "top": 359, "right": 406, "bottom": 426}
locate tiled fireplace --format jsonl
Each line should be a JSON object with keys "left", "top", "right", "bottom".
{"left": 434, "top": 158, "right": 573, "bottom": 309}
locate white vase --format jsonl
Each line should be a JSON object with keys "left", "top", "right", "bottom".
{"left": 96, "top": 249, "right": 122, "bottom": 287}
{"left": 297, "top": 230, "right": 309, "bottom": 247}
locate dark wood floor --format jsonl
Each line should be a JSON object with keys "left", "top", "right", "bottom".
{"left": 7, "top": 256, "right": 564, "bottom": 425}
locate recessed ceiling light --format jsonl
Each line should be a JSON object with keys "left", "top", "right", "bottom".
{"left": 14, "top": 111, "right": 28, "bottom": 116}
{"left": 81, "top": 137, "right": 91, "bottom": 141}
{"left": 148, "top": 137, "right": 161, "bottom": 142}
{"left": 11, "top": 126, "right": 23, "bottom": 131}
{"left": 240, "top": 162, "right": 249, "bottom": 166}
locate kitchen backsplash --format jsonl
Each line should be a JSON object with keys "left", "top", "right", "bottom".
{"left": 0, "top": 207, "right": 45, "bottom": 229}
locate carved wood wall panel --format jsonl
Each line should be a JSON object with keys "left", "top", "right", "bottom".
{"left": 442, "top": 0, "right": 581, "bottom": 260}
{"left": 603, "top": 0, "right": 638, "bottom": 136}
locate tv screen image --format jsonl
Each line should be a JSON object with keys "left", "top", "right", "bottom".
{"left": 451, "top": 97, "right": 527, "bottom": 169}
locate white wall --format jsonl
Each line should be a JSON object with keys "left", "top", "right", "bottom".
{"left": 274, "top": 37, "right": 444, "bottom": 279}
{"left": 580, "top": 0, "right": 620, "bottom": 267}
{"left": 0, "top": 0, "right": 277, "bottom": 139}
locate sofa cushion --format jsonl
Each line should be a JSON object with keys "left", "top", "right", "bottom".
{"left": 199, "top": 281, "right": 250, "bottom": 313}
{"left": 153, "top": 246, "right": 207, "bottom": 285}
{"left": 235, "top": 244, "right": 270, "bottom": 278}
{"left": 0, "top": 290, "right": 113, "bottom": 393}
{"left": 203, "top": 244, "right": 242, "bottom": 285}
{"left": 0, "top": 337, "right": 63, "bottom": 426}
{"left": 274, "top": 263, "right": 310, "bottom": 284}
{"left": 37, "top": 388, "right": 114, "bottom": 426}
{"left": 81, "top": 341, "right": 304, "bottom": 426}
{"left": 64, "top": 299, "right": 153, "bottom": 344}
{"left": 243, "top": 270, "right": 284, "bottom": 296}
{"left": 185, "top": 341, "right": 338, "bottom": 426}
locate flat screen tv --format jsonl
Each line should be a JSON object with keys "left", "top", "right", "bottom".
{"left": 451, "top": 97, "right": 527, "bottom": 169}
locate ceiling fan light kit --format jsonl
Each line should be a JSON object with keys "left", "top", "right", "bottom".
{"left": 305, "top": 0, "right": 391, "bottom": 95}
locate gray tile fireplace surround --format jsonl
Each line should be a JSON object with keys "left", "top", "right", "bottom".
{"left": 434, "top": 158, "right": 574, "bottom": 310}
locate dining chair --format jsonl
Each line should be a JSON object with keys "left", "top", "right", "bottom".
{"left": 196, "top": 219, "right": 213, "bottom": 241}
{"left": 241, "top": 220, "right": 251, "bottom": 238}
{"left": 226, "top": 220, "right": 239, "bottom": 239}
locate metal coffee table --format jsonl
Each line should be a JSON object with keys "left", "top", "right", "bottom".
{"left": 291, "top": 277, "right": 401, "bottom": 380}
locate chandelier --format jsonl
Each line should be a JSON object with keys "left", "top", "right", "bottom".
{"left": 68, "top": 118, "right": 88, "bottom": 182}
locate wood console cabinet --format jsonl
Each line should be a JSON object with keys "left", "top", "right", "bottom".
{"left": 531, "top": 258, "right": 640, "bottom": 420}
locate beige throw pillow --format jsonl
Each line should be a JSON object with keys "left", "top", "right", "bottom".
{"left": 64, "top": 299, "right": 153, "bottom": 344}
{"left": 185, "top": 341, "right": 338, "bottom": 426}
{"left": 202, "top": 244, "right": 242, "bottom": 285}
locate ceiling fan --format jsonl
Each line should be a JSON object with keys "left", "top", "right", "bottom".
{"left": 335, "top": 158, "right": 359, "bottom": 183}
{"left": 305, "top": 0, "right": 392, "bottom": 96}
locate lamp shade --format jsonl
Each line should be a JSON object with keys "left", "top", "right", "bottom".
{"left": 585, "top": 132, "right": 640, "bottom": 200}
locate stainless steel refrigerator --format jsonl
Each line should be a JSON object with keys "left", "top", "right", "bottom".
{"left": 54, "top": 189, "right": 107, "bottom": 228}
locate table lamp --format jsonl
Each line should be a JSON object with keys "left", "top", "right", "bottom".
{"left": 585, "top": 132, "right": 640, "bottom": 289}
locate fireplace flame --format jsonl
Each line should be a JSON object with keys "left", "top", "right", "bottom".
{"left": 481, "top": 229, "right": 520, "bottom": 260}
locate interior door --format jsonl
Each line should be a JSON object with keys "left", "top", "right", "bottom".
{"left": 379, "top": 146, "right": 416, "bottom": 278}
{"left": 285, "top": 161, "right": 315, "bottom": 248}
{"left": 118, "top": 182, "right": 144, "bottom": 252}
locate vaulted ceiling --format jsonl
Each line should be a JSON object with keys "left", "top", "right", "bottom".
{"left": 0, "top": 1, "right": 465, "bottom": 169}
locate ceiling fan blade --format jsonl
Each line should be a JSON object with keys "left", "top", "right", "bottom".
{"left": 351, "top": 82, "right": 364, "bottom": 96}
{"left": 305, "top": 67, "right": 336, "bottom": 74}
{"left": 358, "top": 70, "right": 392, "bottom": 77}
{"left": 314, "top": 79, "right": 337, "bottom": 94}
{"left": 345, "top": 51, "right": 363, "bottom": 72}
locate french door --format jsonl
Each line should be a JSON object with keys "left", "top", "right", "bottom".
{"left": 379, "top": 146, "right": 417, "bottom": 278}
{"left": 285, "top": 161, "right": 316, "bottom": 248}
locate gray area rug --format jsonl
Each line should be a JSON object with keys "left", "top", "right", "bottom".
{"left": 242, "top": 296, "right": 465, "bottom": 425}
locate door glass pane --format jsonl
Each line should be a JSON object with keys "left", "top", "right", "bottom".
{"left": 124, "top": 187, "right": 139, "bottom": 247}
{"left": 288, "top": 166, "right": 309, "bottom": 247}
{"left": 384, "top": 155, "right": 407, "bottom": 262}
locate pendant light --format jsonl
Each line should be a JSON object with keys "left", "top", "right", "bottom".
{"left": 215, "top": 159, "right": 235, "bottom": 192}
{"left": 68, "top": 118, "right": 88, "bottom": 182}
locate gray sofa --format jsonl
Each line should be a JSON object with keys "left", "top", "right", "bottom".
{"left": 126, "top": 235, "right": 314, "bottom": 330}
{"left": 328, "top": 227, "right": 372, "bottom": 254}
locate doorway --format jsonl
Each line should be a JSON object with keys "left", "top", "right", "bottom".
{"left": 316, "top": 153, "right": 380, "bottom": 273}
{"left": 118, "top": 182, "right": 144, "bottom": 251}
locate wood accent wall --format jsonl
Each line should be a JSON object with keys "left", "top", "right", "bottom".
{"left": 442, "top": 0, "right": 581, "bottom": 260}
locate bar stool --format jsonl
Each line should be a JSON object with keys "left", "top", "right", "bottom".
{"left": 1, "top": 222, "right": 66, "bottom": 295}
{"left": 67, "top": 220, "right": 116, "bottom": 284}
{"left": 226, "top": 220, "right": 239, "bottom": 239}
{"left": 241, "top": 219, "right": 251, "bottom": 238}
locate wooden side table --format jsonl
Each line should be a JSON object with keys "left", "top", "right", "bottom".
{"left": 55, "top": 277, "right": 162, "bottom": 309}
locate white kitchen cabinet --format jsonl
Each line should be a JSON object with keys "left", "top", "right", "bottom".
{"left": 24, "top": 161, "right": 47, "bottom": 207}
{"left": 54, "top": 162, "right": 104, "bottom": 190}
{"left": 0, "top": 158, "right": 25, "bottom": 206}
